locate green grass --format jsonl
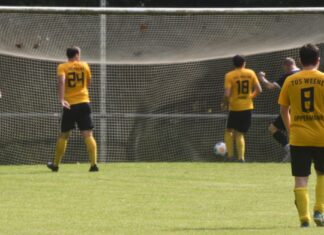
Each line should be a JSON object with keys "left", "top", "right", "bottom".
{"left": 0, "top": 163, "right": 321, "bottom": 235}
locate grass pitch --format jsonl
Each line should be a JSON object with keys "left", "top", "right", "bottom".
{"left": 0, "top": 163, "right": 321, "bottom": 235}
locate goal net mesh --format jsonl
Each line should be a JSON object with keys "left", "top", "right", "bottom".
{"left": 1, "top": 9, "right": 324, "bottom": 164}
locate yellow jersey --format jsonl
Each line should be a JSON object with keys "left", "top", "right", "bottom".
{"left": 224, "top": 68, "right": 259, "bottom": 111}
{"left": 278, "top": 70, "right": 324, "bottom": 146}
{"left": 57, "top": 61, "right": 92, "bottom": 105}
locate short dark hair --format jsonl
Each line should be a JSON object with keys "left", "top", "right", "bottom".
{"left": 66, "top": 46, "right": 80, "bottom": 59}
{"left": 299, "top": 44, "right": 320, "bottom": 66}
{"left": 233, "top": 55, "right": 246, "bottom": 68}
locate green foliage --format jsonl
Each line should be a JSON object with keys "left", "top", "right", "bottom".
{"left": 0, "top": 163, "right": 319, "bottom": 234}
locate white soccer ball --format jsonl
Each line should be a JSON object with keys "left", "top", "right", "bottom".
{"left": 214, "top": 142, "right": 227, "bottom": 157}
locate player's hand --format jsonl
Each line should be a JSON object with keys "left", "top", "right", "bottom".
{"left": 61, "top": 100, "right": 70, "bottom": 109}
{"left": 258, "top": 71, "right": 266, "bottom": 79}
{"left": 0, "top": 91, "right": 2, "bottom": 98}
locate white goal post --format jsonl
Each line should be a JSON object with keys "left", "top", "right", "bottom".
{"left": 1, "top": 6, "right": 324, "bottom": 14}
{"left": 1, "top": 7, "right": 324, "bottom": 164}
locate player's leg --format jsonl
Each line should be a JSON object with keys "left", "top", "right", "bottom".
{"left": 313, "top": 149, "right": 324, "bottom": 226}
{"left": 225, "top": 111, "right": 235, "bottom": 161}
{"left": 269, "top": 116, "right": 290, "bottom": 161}
{"left": 224, "top": 128, "right": 234, "bottom": 161}
{"left": 235, "top": 131, "right": 245, "bottom": 162}
{"left": 77, "top": 103, "right": 98, "bottom": 172}
{"left": 291, "top": 146, "right": 312, "bottom": 227}
{"left": 225, "top": 111, "right": 237, "bottom": 161}
{"left": 294, "top": 177, "right": 310, "bottom": 227}
{"left": 54, "top": 131, "right": 71, "bottom": 164}
{"left": 47, "top": 107, "right": 75, "bottom": 172}
{"left": 269, "top": 123, "right": 288, "bottom": 147}
{"left": 48, "top": 132, "right": 71, "bottom": 171}
{"left": 234, "top": 110, "right": 251, "bottom": 162}
{"left": 81, "top": 130, "right": 98, "bottom": 171}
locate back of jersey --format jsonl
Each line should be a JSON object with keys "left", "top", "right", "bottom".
{"left": 225, "top": 68, "right": 259, "bottom": 111}
{"left": 57, "top": 61, "right": 92, "bottom": 105}
{"left": 279, "top": 70, "right": 324, "bottom": 146}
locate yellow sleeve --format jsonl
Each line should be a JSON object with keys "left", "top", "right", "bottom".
{"left": 85, "top": 63, "right": 92, "bottom": 80}
{"left": 57, "top": 64, "right": 65, "bottom": 77}
{"left": 252, "top": 71, "right": 260, "bottom": 86}
{"left": 278, "top": 80, "right": 290, "bottom": 106}
{"left": 224, "top": 74, "right": 232, "bottom": 89}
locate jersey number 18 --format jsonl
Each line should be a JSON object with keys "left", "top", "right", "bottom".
{"left": 236, "top": 80, "right": 249, "bottom": 95}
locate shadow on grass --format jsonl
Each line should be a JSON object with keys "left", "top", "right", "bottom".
{"left": 0, "top": 170, "right": 54, "bottom": 175}
{"left": 169, "top": 226, "right": 295, "bottom": 232}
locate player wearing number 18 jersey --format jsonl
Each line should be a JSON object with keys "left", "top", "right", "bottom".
{"left": 222, "top": 55, "right": 262, "bottom": 162}
{"left": 47, "top": 46, "right": 98, "bottom": 172}
{"left": 279, "top": 44, "right": 324, "bottom": 227}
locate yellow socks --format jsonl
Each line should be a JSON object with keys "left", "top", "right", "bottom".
{"left": 235, "top": 132, "right": 245, "bottom": 160}
{"left": 225, "top": 131, "right": 245, "bottom": 160}
{"left": 54, "top": 137, "right": 68, "bottom": 166}
{"left": 294, "top": 187, "right": 311, "bottom": 223}
{"left": 54, "top": 135, "right": 98, "bottom": 167}
{"left": 314, "top": 174, "right": 324, "bottom": 213}
{"left": 224, "top": 130, "right": 234, "bottom": 158}
{"left": 85, "top": 136, "right": 97, "bottom": 166}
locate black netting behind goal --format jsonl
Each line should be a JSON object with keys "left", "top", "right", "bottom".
{"left": 1, "top": 10, "right": 324, "bottom": 164}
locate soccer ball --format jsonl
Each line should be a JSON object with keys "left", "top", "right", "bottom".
{"left": 213, "top": 142, "right": 227, "bottom": 157}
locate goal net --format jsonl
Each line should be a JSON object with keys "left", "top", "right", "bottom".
{"left": 1, "top": 7, "right": 324, "bottom": 164}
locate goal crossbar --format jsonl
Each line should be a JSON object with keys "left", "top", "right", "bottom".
{"left": 0, "top": 7, "right": 324, "bottom": 15}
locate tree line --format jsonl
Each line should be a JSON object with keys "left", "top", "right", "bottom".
{"left": 0, "top": 0, "right": 323, "bottom": 7}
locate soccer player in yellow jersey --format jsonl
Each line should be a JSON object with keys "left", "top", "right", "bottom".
{"left": 222, "top": 55, "right": 262, "bottom": 162}
{"left": 47, "top": 46, "right": 99, "bottom": 172}
{"left": 279, "top": 44, "right": 324, "bottom": 227}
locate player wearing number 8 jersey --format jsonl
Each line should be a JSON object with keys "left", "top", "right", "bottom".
{"left": 47, "top": 46, "right": 98, "bottom": 172}
{"left": 222, "top": 55, "right": 262, "bottom": 162}
{"left": 279, "top": 44, "right": 324, "bottom": 227}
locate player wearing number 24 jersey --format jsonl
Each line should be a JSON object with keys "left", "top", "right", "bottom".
{"left": 57, "top": 60, "right": 91, "bottom": 105}
{"left": 279, "top": 44, "right": 324, "bottom": 227}
{"left": 222, "top": 55, "right": 262, "bottom": 162}
{"left": 47, "top": 46, "right": 99, "bottom": 172}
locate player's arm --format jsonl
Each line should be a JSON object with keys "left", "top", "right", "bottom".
{"left": 221, "top": 88, "right": 231, "bottom": 110}
{"left": 221, "top": 74, "right": 231, "bottom": 110}
{"left": 251, "top": 74, "right": 262, "bottom": 98}
{"left": 58, "top": 75, "right": 70, "bottom": 109}
{"left": 86, "top": 63, "right": 92, "bottom": 87}
{"left": 278, "top": 81, "right": 290, "bottom": 132}
{"left": 0, "top": 89, "right": 2, "bottom": 98}
{"left": 280, "top": 105, "right": 290, "bottom": 133}
{"left": 258, "top": 71, "right": 280, "bottom": 90}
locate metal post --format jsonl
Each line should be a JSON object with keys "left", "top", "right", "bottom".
{"left": 99, "top": 0, "right": 107, "bottom": 162}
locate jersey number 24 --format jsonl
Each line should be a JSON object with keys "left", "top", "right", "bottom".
{"left": 67, "top": 72, "right": 85, "bottom": 88}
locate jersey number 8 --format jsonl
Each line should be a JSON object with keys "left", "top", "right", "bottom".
{"left": 301, "top": 87, "right": 314, "bottom": 113}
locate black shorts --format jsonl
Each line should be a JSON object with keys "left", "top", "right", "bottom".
{"left": 272, "top": 115, "right": 286, "bottom": 131}
{"left": 226, "top": 110, "right": 252, "bottom": 133}
{"left": 290, "top": 146, "right": 324, "bottom": 177}
{"left": 61, "top": 103, "right": 94, "bottom": 132}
